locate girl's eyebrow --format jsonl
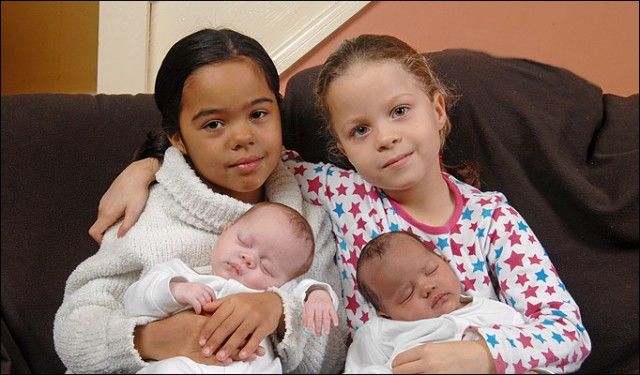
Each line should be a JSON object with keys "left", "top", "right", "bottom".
{"left": 192, "top": 97, "right": 274, "bottom": 121}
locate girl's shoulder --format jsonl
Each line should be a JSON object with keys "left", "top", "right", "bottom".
{"left": 444, "top": 172, "right": 509, "bottom": 208}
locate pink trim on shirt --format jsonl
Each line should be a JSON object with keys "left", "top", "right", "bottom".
{"left": 387, "top": 174, "right": 463, "bottom": 235}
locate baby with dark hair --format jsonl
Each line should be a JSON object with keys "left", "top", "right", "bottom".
{"left": 346, "top": 231, "right": 525, "bottom": 373}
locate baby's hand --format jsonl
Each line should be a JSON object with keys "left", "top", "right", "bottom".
{"left": 303, "top": 289, "right": 338, "bottom": 336}
{"left": 170, "top": 281, "right": 216, "bottom": 314}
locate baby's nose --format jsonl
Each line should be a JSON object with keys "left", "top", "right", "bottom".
{"left": 241, "top": 254, "right": 256, "bottom": 269}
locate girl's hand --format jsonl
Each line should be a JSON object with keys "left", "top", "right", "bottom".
{"left": 88, "top": 157, "right": 159, "bottom": 243}
{"left": 199, "top": 292, "right": 283, "bottom": 362}
{"left": 391, "top": 340, "right": 495, "bottom": 374}
{"left": 170, "top": 281, "right": 216, "bottom": 314}
{"left": 303, "top": 289, "right": 339, "bottom": 336}
{"left": 134, "top": 310, "right": 232, "bottom": 366}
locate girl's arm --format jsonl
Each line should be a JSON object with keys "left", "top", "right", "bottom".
{"left": 89, "top": 157, "right": 159, "bottom": 243}
{"left": 472, "top": 199, "right": 591, "bottom": 373}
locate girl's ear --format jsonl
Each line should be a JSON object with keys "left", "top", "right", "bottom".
{"left": 167, "top": 132, "right": 187, "bottom": 155}
{"left": 432, "top": 92, "right": 447, "bottom": 130}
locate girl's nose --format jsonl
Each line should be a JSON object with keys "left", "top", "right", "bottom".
{"left": 230, "top": 122, "right": 255, "bottom": 150}
{"left": 375, "top": 124, "right": 401, "bottom": 151}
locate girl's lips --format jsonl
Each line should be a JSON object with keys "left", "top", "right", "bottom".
{"left": 383, "top": 152, "right": 412, "bottom": 168}
{"left": 230, "top": 157, "right": 263, "bottom": 174}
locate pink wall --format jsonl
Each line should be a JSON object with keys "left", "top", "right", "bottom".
{"left": 280, "top": 1, "right": 639, "bottom": 96}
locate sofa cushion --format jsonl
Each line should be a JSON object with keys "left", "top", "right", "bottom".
{"left": 1, "top": 93, "right": 161, "bottom": 373}
{"left": 282, "top": 49, "right": 639, "bottom": 373}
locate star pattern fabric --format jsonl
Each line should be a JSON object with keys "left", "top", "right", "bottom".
{"left": 282, "top": 151, "right": 591, "bottom": 373}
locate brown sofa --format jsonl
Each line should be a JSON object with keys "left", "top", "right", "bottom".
{"left": 2, "top": 49, "right": 638, "bottom": 373}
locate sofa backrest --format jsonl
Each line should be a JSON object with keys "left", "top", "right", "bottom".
{"left": 1, "top": 49, "right": 637, "bottom": 373}
{"left": 1, "top": 94, "right": 161, "bottom": 373}
{"left": 282, "top": 49, "right": 639, "bottom": 373}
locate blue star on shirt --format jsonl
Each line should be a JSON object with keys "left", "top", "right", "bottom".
{"left": 472, "top": 259, "right": 485, "bottom": 272}
{"left": 486, "top": 334, "right": 499, "bottom": 348}
{"left": 370, "top": 230, "right": 379, "bottom": 239}
{"left": 314, "top": 165, "right": 324, "bottom": 173}
{"left": 507, "top": 338, "right": 517, "bottom": 348}
{"left": 518, "top": 221, "right": 529, "bottom": 231}
{"left": 535, "top": 269, "right": 548, "bottom": 282}
{"left": 333, "top": 203, "right": 345, "bottom": 217}
{"left": 552, "top": 332, "right": 565, "bottom": 344}
{"left": 389, "top": 222, "right": 400, "bottom": 231}
{"left": 551, "top": 310, "right": 567, "bottom": 318}
{"left": 462, "top": 208, "right": 473, "bottom": 220}
{"left": 495, "top": 247, "right": 504, "bottom": 259}
{"left": 482, "top": 208, "right": 492, "bottom": 218}
{"left": 437, "top": 237, "right": 449, "bottom": 250}
{"left": 533, "top": 333, "right": 546, "bottom": 343}
{"left": 326, "top": 168, "right": 334, "bottom": 176}
{"left": 477, "top": 228, "right": 485, "bottom": 238}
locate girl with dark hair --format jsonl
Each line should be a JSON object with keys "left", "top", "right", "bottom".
{"left": 54, "top": 28, "right": 346, "bottom": 374}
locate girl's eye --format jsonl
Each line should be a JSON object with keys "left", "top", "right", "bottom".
{"left": 392, "top": 106, "right": 409, "bottom": 118}
{"left": 351, "top": 125, "right": 370, "bottom": 137}
{"left": 204, "top": 120, "right": 224, "bottom": 130}
{"left": 250, "top": 110, "right": 267, "bottom": 120}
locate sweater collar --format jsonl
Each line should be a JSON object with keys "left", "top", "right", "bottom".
{"left": 155, "top": 147, "right": 304, "bottom": 233}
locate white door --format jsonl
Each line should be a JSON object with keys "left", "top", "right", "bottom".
{"left": 98, "top": 1, "right": 369, "bottom": 94}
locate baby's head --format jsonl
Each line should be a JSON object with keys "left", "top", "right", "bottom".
{"left": 357, "top": 231, "right": 463, "bottom": 321}
{"left": 211, "top": 202, "right": 314, "bottom": 289}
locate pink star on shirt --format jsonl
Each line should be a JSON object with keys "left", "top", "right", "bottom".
{"left": 503, "top": 221, "right": 514, "bottom": 233}
{"left": 513, "top": 360, "right": 527, "bottom": 373}
{"left": 339, "top": 170, "right": 351, "bottom": 178}
{"left": 494, "top": 354, "right": 508, "bottom": 374}
{"left": 542, "top": 348, "right": 559, "bottom": 366}
{"left": 352, "top": 183, "right": 367, "bottom": 199}
{"left": 529, "top": 254, "right": 542, "bottom": 265}
{"left": 346, "top": 294, "right": 360, "bottom": 315}
{"left": 325, "top": 185, "right": 334, "bottom": 199}
{"left": 461, "top": 276, "right": 476, "bottom": 291}
{"left": 508, "top": 231, "right": 522, "bottom": 246}
{"left": 348, "top": 202, "right": 361, "bottom": 217}
{"left": 347, "top": 249, "right": 359, "bottom": 269}
{"left": 563, "top": 329, "right": 578, "bottom": 342}
{"left": 516, "top": 272, "right": 529, "bottom": 286}
{"left": 353, "top": 233, "right": 367, "bottom": 249}
{"left": 336, "top": 184, "right": 348, "bottom": 196}
{"left": 517, "top": 332, "right": 534, "bottom": 348}
{"left": 360, "top": 311, "right": 369, "bottom": 324}
{"left": 488, "top": 230, "right": 501, "bottom": 245}
{"left": 504, "top": 250, "right": 525, "bottom": 270}
{"left": 450, "top": 239, "right": 463, "bottom": 257}
{"left": 356, "top": 217, "right": 367, "bottom": 231}
{"left": 307, "top": 176, "right": 322, "bottom": 194}
{"left": 293, "top": 164, "right": 306, "bottom": 175}
{"left": 545, "top": 285, "right": 556, "bottom": 295}
{"left": 523, "top": 285, "right": 539, "bottom": 298}
{"left": 525, "top": 301, "right": 543, "bottom": 319}
{"left": 528, "top": 356, "right": 540, "bottom": 368}
{"left": 499, "top": 279, "right": 510, "bottom": 293}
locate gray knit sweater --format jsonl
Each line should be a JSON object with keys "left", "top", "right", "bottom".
{"left": 53, "top": 147, "right": 346, "bottom": 373}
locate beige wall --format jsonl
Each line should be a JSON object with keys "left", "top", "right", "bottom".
{"left": 280, "top": 1, "right": 639, "bottom": 97}
{"left": 1, "top": 1, "right": 98, "bottom": 94}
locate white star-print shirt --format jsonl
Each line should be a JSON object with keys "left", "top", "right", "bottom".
{"left": 282, "top": 151, "right": 591, "bottom": 374}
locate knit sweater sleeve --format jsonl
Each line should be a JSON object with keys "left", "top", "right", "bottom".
{"left": 53, "top": 230, "right": 147, "bottom": 373}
